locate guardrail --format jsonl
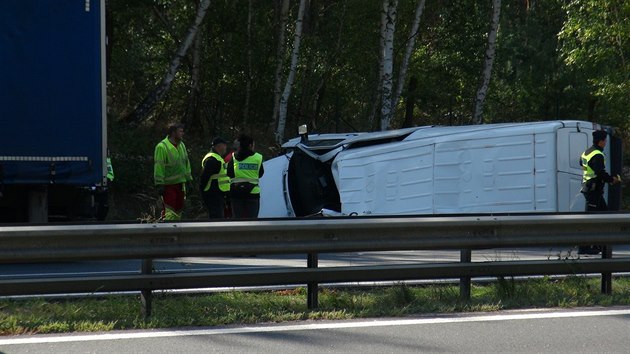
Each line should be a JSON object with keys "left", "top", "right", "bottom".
{"left": 1, "top": 213, "right": 630, "bottom": 316}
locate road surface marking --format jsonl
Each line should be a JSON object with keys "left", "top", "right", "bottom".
{"left": 2, "top": 308, "right": 630, "bottom": 346}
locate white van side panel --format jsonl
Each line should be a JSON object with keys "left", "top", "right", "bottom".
{"left": 433, "top": 136, "right": 535, "bottom": 213}
{"left": 335, "top": 143, "right": 434, "bottom": 215}
{"left": 335, "top": 132, "right": 570, "bottom": 215}
{"left": 534, "top": 132, "right": 557, "bottom": 212}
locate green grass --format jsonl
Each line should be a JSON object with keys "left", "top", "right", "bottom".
{"left": 2, "top": 276, "right": 630, "bottom": 335}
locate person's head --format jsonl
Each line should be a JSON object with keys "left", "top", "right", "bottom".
{"left": 167, "top": 123, "right": 185, "bottom": 142}
{"left": 237, "top": 134, "right": 254, "bottom": 151}
{"left": 593, "top": 130, "right": 607, "bottom": 148}
{"left": 211, "top": 136, "right": 228, "bottom": 156}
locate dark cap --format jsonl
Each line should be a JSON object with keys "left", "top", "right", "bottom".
{"left": 212, "top": 137, "right": 227, "bottom": 146}
{"left": 592, "top": 130, "right": 607, "bottom": 143}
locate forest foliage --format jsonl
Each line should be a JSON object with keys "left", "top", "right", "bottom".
{"left": 103, "top": 0, "right": 630, "bottom": 219}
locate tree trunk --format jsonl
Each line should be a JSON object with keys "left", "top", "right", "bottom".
{"left": 185, "top": 9, "right": 203, "bottom": 131}
{"left": 312, "top": 0, "right": 347, "bottom": 132}
{"left": 243, "top": 0, "right": 253, "bottom": 129}
{"left": 391, "top": 0, "right": 426, "bottom": 118}
{"left": 126, "top": 0, "right": 211, "bottom": 126}
{"left": 270, "top": 0, "right": 291, "bottom": 134}
{"left": 312, "top": 81, "right": 326, "bottom": 130}
{"left": 368, "top": 4, "right": 387, "bottom": 131}
{"left": 276, "top": 0, "right": 308, "bottom": 145}
{"left": 402, "top": 76, "right": 417, "bottom": 128}
{"left": 472, "top": 0, "right": 501, "bottom": 125}
{"left": 379, "top": 0, "right": 398, "bottom": 131}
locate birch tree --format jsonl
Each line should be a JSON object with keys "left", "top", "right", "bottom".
{"left": 275, "top": 0, "right": 308, "bottom": 145}
{"left": 391, "top": 0, "right": 426, "bottom": 119}
{"left": 472, "top": 0, "right": 501, "bottom": 125}
{"left": 243, "top": 0, "right": 254, "bottom": 128}
{"left": 379, "top": 0, "right": 398, "bottom": 131}
{"left": 270, "top": 0, "right": 291, "bottom": 134}
{"left": 185, "top": 16, "right": 202, "bottom": 130}
{"left": 367, "top": 4, "right": 388, "bottom": 130}
{"left": 126, "top": 0, "right": 212, "bottom": 126}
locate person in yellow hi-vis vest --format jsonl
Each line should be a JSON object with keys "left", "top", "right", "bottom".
{"left": 227, "top": 134, "right": 264, "bottom": 218}
{"left": 199, "top": 136, "right": 230, "bottom": 219}
{"left": 154, "top": 123, "right": 192, "bottom": 221}
{"left": 95, "top": 153, "right": 115, "bottom": 221}
{"left": 578, "top": 130, "right": 620, "bottom": 254}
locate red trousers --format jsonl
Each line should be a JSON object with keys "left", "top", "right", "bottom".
{"left": 162, "top": 183, "right": 185, "bottom": 220}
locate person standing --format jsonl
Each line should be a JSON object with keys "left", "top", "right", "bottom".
{"left": 578, "top": 130, "right": 620, "bottom": 253}
{"left": 95, "top": 153, "right": 114, "bottom": 221}
{"left": 154, "top": 123, "right": 192, "bottom": 221}
{"left": 199, "top": 137, "right": 230, "bottom": 219}
{"left": 227, "top": 134, "right": 264, "bottom": 218}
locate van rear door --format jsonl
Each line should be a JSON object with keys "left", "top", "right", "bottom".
{"left": 556, "top": 127, "right": 588, "bottom": 211}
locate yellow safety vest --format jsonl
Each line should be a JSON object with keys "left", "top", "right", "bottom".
{"left": 201, "top": 152, "right": 230, "bottom": 192}
{"left": 154, "top": 137, "right": 192, "bottom": 185}
{"left": 581, "top": 148, "right": 604, "bottom": 183}
{"left": 106, "top": 157, "right": 114, "bottom": 182}
{"left": 232, "top": 153, "right": 263, "bottom": 194}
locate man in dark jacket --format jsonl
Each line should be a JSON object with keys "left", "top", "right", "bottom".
{"left": 227, "top": 134, "right": 264, "bottom": 218}
{"left": 578, "top": 130, "right": 620, "bottom": 254}
{"left": 199, "top": 137, "right": 229, "bottom": 219}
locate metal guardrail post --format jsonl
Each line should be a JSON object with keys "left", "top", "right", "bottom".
{"left": 141, "top": 259, "right": 153, "bottom": 317}
{"left": 460, "top": 249, "right": 471, "bottom": 300}
{"left": 602, "top": 246, "right": 613, "bottom": 294}
{"left": 307, "top": 252, "right": 318, "bottom": 309}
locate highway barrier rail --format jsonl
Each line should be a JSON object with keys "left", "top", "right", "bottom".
{"left": 1, "top": 213, "right": 630, "bottom": 316}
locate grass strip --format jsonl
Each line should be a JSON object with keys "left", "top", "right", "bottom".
{"left": 2, "top": 275, "right": 630, "bottom": 335}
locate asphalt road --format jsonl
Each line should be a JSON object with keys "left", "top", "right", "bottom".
{"left": 2, "top": 307, "right": 630, "bottom": 353}
{"left": 3, "top": 247, "right": 628, "bottom": 281}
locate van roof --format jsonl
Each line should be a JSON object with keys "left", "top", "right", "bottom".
{"left": 283, "top": 120, "right": 598, "bottom": 151}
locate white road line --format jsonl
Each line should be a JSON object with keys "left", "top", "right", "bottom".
{"left": 2, "top": 308, "right": 630, "bottom": 346}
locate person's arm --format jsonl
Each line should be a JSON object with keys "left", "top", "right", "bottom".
{"left": 182, "top": 144, "right": 193, "bottom": 182}
{"left": 589, "top": 154, "right": 614, "bottom": 183}
{"left": 154, "top": 144, "right": 166, "bottom": 195}
{"left": 258, "top": 161, "right": 265, "bottom": 178}
{"left": 199, "top": 158, "right": 220, "bottom": 191}
{"left": 154, "top": 144, "right": 166, "bottom": 186}
{"left": 227, "top": 158, "right": 235, "bottom": 178}
{"left": 199, "top": 160, "right": 211, "bottom": 191}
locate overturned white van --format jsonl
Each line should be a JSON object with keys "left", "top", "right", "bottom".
{"left": 259, "top": 121, "right": 622, "bottom": 217}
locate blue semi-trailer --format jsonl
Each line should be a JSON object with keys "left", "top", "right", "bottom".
{"left": 0, "top": 0, "right": 107, "bottom": 222}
